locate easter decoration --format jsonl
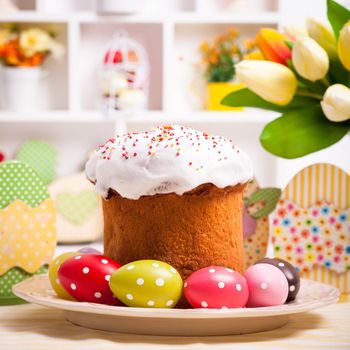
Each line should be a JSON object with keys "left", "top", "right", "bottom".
{"left": 49, "top": 172, "right": 103, "bottom": 243}
{"left": 48, "top": 252, "right": 299, "bottom": 309}
{"left": 78, "top": 247, "right": 102, "bottom": 255}
{"left": 99, "top": 31, "right": 149, "bottom": 112}
{"left": 244, "top": 263, "right": 289, "bottom": 307}
{"left": 49, "top": 252, "right": 79, "bottom": 300}
{"left": 183, "top": 266, "right": 249, "bottom": 309}
{"left": 110, "top": 260, "right": 183, "bottom": 308}
{"left": 243, "top": 178, "right": 281, "bottom": 269}
{"left": 16, "top": 140, "right": 57, "bottom": 184}
{"left": 255, "top": 257, "right": 300, "bottom": 302}
{"left": 0, "top": 150, "right": 5, "bottom": 162}
{"left": 222, "top": 0, "right": 350, "bottom": 159}
{"left": 271, "top": 163, "right": 350, "bottom": 294}
{"left": 0, "top": 160, "right": 56, "bottom": 305}
{"left": 58, "top": 254, "right": 121, "bottom": 305}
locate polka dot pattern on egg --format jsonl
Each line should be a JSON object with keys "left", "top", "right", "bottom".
{"left": 109, "top": 260, "right": 183, "bottom": 308}
{"left": 57, "top": 254, "right": 121, "bottom": 305}
{"left": 244, "top": 263, "right": 289, "bottom": 307}
{"left": 183, "top": 266, "right": 249, "bottom": 309}
{"left": 0, "top": 161, "right": 49, "bottom": 209}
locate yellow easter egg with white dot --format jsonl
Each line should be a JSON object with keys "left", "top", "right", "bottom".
{"left": 49, "top": 252, "right": 79, "bottom": 300}
{"left": 109, "top": 260, "right": 183, "bottom": 308}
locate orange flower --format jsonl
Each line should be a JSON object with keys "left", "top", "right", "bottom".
{"left": 208, "top": 52, "right": 218, "bottom": 65}
{"left": 228, "top": 27, "right": 238, "bottom": 38}
{"left": 256, "top": 28, "right": 292, "bottom": 65}
{"left": 244, "top": 50, "right": 264, "bottom": 60}
{"left": 243, "top": 38, "right": 256, "bottom": 50}
{"left": 199, "top": 41, "right": 209, "bottom": 52}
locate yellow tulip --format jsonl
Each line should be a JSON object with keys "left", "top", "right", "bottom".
{"left": 236, "top": 60, "right": 297, "bottom": 105}
{"left": 321, "top": 84, "right": 350, "bottom": 122}
{"left": 306, "top": 18, "right": 337, "bottom": 58}
{"left": 338, "top": 21, "right": 350, "bottom": 71}
{"left": 284, "top": 24, "right": 308, "bottom": 40}
{"left": 292, "top": 37, "right": 329, "bottom": 82}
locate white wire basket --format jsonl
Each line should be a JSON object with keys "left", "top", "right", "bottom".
{"left": 98, "top": 31, "right": 149, "bottom": 114}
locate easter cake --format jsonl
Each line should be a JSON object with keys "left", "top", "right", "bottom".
{"left": 86, "top": 125, "right": 253, "bottom": 285}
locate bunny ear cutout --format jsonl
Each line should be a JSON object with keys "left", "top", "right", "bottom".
{"left": 245, "top": 188, "right": 282, "bottom": 219}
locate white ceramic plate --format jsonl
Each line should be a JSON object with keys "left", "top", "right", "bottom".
{"left": 13, "top": 275, "right": 339, "bottom": 336}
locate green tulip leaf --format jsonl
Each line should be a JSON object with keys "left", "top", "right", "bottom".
{"left": 245, "top": 188, "right": 282, "bottom": 219}
{"left": 284, "top": 40, "right": 294, "bottom": 50}
{"left": 329, "top": 58, "right": 350, "bottom": 85}
{"left": 260, "top": 105, "right": 350, "bottom": 159}
{"left": 221, "top": 88, "right": 316, "bottom": 112}
{"left": 327, "top": 0, "right": 350, "bottom": 39}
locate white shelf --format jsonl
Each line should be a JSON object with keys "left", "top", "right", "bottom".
{"left": 0, "top": 109, "right": 278, "bottom": 124}
{"left": 0, "top": 11, "right": 279, "bottom": 25}
{"left": 0, "top": 110, "right": 112, "bottom": 123}
{"left": 127, "top": 109, "right": 278, "bottom": 124}
{"left": 172, "top": 12, "right": 279, "bottom": 24}
{"left": 0, "top": 11, "right": 72, "bottom": 22}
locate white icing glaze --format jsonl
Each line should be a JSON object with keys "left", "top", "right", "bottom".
{"left": 85, "top": 125, "right": 253, "bottom": 200}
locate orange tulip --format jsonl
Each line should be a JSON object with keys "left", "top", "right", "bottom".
{"left": 256, "top": 28, "right": 292, "bottom": 65}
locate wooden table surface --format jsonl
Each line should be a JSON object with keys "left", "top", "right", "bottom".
{"left": 1, "top": 298, "right": 350, "bottom": 350}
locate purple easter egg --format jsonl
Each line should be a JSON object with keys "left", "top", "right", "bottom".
{"left": 78, "top": 247, "right": 102, "bottom": 255}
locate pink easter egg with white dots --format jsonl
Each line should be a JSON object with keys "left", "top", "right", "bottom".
{"left": 184, "top": 266, "right": 249, "bottom": 309}
{"left": 244, "top": 263, "right": 288, "bottom": 307}
{"left": 58, "top": 254, "right": 121, "bottom": 305}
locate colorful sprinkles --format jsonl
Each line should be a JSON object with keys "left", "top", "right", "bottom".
{"left": 97, "top": 125, "right": 239, "bottom": 171}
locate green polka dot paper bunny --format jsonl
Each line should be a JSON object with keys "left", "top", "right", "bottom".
{"left": 0, "top": 160, "right": 57, "bottom": 305}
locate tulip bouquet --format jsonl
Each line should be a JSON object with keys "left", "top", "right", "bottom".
{"left": 222, "top": 0, "right": 350, "bottom": 159}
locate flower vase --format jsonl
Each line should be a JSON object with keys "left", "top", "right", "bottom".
{"left": 2, "top": 67, "right": 42, "bottom": 112}
{"left": 207, "top": 82, "right": 244, "bottom": 111}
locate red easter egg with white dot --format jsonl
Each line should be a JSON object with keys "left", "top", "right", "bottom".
{"left": 244, "top": 263, "right": 288, "bottom": 307}
{"left": 184, "top": 266, "right": 249, "bottom": 309}
{"left": 58, "top": 254, "right": 121, "bottom": 305}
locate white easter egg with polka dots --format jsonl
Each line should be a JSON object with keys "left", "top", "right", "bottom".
{"left": 58, "top": 254, "right": 121, "bottom": 305}
{"left": 0, "top": 160, "right": 49, "bottom": 209}
{"left": 109, "top": 260, "right": 183, "bottom": 308}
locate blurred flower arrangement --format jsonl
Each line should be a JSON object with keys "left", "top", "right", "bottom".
{"left": 0, "top": 25, "right": 64, "bottom": 67}
{"left": 199, "top": 27, "right": 259, "bottom": 82}
{"left": 222, "top": 0, "right": 350, "bottom": 159}
{"left": 199, "top": 27, "right": 259, "bottom": 110}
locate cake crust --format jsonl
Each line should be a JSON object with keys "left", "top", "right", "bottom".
{"left": 103, "top": 182, "right": 245, "bottom": 286}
